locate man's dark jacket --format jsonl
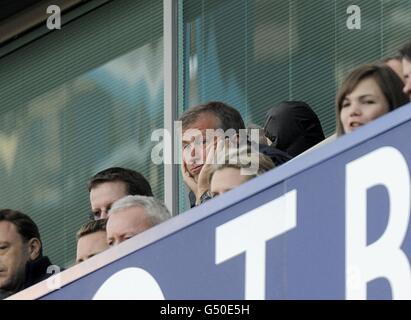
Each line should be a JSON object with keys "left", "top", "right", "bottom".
{"left": 0, "top": 256, "right": 53, "bottom": 299}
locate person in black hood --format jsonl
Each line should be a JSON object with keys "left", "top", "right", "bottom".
{"left": 263, "top": 101, "right": 325, "bottom": 158}
{"left": 0, "top": 209, "right": 55, "bottom": 299}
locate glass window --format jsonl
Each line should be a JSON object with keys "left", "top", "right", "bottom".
{"left": 0, "top": 0, "right": 163, "bottom": 268}
{"left": 178, "top": 0, "right": 411, "bottom": 213}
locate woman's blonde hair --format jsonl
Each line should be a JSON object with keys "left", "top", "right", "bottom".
{"left": 208, "top": 146, "right": 275, "bottom": 184}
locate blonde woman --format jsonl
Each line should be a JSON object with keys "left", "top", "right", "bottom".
{"left": 208, "top": 146, "right": 275, "bottom": 197}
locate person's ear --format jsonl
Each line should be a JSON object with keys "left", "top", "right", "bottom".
{"left": 27, "top": 238, "right": 41, "bottom": 260}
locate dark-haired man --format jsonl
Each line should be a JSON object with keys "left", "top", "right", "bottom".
{"left": 179, "top": 102, "right": 245, "bottom": 207}
{"left": 0, "top": 209, "right": 53, "bottom": 299}
{"left": 179, "top": 101, "right": 291, "bottom": 207}
{"left": 88, "top": 167, "right": 153, "bottom": 220}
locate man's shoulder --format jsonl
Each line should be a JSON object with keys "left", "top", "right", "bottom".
{"left": 24, "top": 256, "right": 57, "bottom": 288}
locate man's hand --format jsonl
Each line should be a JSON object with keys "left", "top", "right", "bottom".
{"left": 195, "top": 138, "right": 229, "bottom": 205}
{"left": 181, "top": 161, "right": 198, "bottom": 194}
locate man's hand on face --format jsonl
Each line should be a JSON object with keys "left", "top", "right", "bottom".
{"left": 195, "top": 138, "right": 229, "bottom": 205}
{"left": 182, "top": 134, "right": 232, "bottom": 205}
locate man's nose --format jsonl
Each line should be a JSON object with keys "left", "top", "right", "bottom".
{"left": 190, "top": 143, "right": 203, "bottom": 160}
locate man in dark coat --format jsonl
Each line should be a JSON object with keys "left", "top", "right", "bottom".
{"left": 0, "top": 209, "right": 55, "bottom": 299}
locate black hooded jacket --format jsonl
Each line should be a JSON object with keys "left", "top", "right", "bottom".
{"left": 259, "top": 143, "right": 292, "bottom": 166}
{"left": 23, "top": 256, "right": 53, "bottom": 289}
{"left": 263, "top": 101, "right": 325, "bottom": 158}
{"left": 0, "top": 256, "right": 53, "bottom": 299}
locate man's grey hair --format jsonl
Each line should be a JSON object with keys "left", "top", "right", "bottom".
{"left": 178, "top": 101, "right": 245, "bottom": 133}
{"left": 108, "top": 195, "right": 172, "bottom": 226}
